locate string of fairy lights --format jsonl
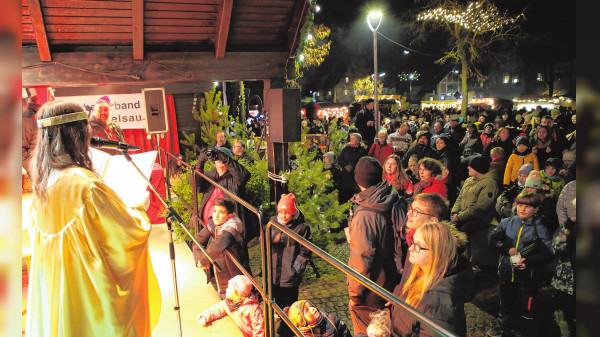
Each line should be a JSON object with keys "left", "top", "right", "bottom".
{"left": 417, "top": 1, "right": 521, "bottom": 34}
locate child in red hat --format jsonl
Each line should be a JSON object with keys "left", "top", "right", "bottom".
{"left": 269, "top": 193, "right": 313, "bottom": 337}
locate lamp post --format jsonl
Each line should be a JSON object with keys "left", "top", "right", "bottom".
{"left": 367, "top": 11, "right": 382, "bottom": 131}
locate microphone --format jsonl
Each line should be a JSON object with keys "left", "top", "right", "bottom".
{"left": 90, "top": 137, "right": 141, "bottom": 151}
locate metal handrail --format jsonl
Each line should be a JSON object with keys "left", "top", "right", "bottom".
{"left": 265, "top": 220, "right": 458, "bottom": 337}
{"left": 160, "top": 148, "right": 457, "bottom": 337}
{"left": 160, "top": 149, "right": 288, "bottom": 337}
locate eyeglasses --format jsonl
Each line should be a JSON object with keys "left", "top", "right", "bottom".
{"left": 410, "top": 242, "right": 430, "bottom": 253}
{"left": 407, "top": 204, "right": 434, "bottom": 218}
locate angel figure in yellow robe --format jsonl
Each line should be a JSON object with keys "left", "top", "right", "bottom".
{"left": 25, "top": 100, "right": 161, "bottom": 337}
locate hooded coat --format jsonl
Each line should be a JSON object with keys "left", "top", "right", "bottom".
{"left": 391, "top": 256, "right": 475, "bottom": 337}
{"left": 269, "top": 212, "right": 312, "bottom": 288}
{"left": 347, "top": 181, "right": 399, "bottom": 307}
{"left": 193, "top": 215, "right": 245, "bottom": 294}
{"left": 451, "top": 170, "right": 499, "bottom": 233}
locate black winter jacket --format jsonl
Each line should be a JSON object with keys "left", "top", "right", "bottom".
{"left": 391, "top": 256, "right": 475, "bottom": 337}
{"left": 188, "top": 153, "right": 257, "bottom": 242}
{"left": 269, "top": 212, "right": 312, "bottom": 288}
{"left": 347, "top": 181, "right": 399, "bottom": 307}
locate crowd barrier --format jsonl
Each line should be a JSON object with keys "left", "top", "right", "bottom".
{"left": 160, "top": 147, "right": 457, "bottom": 337}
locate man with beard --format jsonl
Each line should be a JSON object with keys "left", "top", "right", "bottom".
{"left": 402, "top": 130, "right": 432, "bottom": 168}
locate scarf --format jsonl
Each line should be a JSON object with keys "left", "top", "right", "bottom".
{"left": 412, "top": 177, "right": 433, "bottom": 196}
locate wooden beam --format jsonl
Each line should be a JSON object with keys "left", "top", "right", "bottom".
{"left": 26, "top": 0, "right": 52, "bottom": 61}
{"left": 132, "top": 0, "right": 144, "bottom": 60}
{"left": 214, "top": 0, "right": 233, "bottom": 59}
{"left": 23, "top": 51, "right": 288, "bottom": 87}
{"left": 286, "top": 0, "right": 310, "bottom": 56}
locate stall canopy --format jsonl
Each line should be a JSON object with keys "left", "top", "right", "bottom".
{"left": 22, "top": 0, "right": 311, "bottom": 87}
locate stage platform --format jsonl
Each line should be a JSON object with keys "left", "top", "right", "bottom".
{"left": 21, "top": 220, "right": 244, "bottom": 337}
{"left": 148, "top": 223, "right": 244, "bottom": 337}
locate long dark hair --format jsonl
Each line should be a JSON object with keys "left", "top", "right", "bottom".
{"left": 31, "top": 100, "right": 93, "bottom": 203}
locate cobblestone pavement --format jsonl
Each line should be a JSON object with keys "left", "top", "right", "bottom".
{"left": 247, "top": 240, "right": 568, "bottom": 336}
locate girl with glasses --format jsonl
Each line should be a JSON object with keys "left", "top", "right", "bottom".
{"left": 391, "top": 222, "right": 474, "bottom": 337}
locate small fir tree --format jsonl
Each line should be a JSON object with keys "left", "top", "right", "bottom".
{"left": 192, "top": 87, "right": 231, "bottom": 147}
{"left": 288, "top": 133, "right": 350, "bottom": 247}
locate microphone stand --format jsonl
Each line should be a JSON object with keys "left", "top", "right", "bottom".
{"left": 119, "top": 148, "right": 222, "bottom": 337}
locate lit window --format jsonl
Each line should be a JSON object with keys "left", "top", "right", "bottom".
{"left": 328, "top": 91, "right": 332, "bottom": 96}
{"left": 537, "top": 73, "right": 543, "bottom": 82}
{"left": 345, "top": 77, "right": 349, "bottom": 83}
{"left": 513, "top": 75, "right": 519, "bottom": 84}
{"left": 503, "top": 75, "right": 510, "bottom": 84}
{"left": 344, "top": 89, "right": 348, "bottom": 95}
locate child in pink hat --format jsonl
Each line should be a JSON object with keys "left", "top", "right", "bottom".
{"left": 270, "top": 193, "right": 313, "bottom": 336}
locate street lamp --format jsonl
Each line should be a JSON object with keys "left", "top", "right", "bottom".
{"left": 367, "top": 11, "right": 382, "bottom": 130}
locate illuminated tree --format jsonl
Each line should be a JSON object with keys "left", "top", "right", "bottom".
{"left": 286, "top": 1, "right": 332, "bottom": 88}
{"left": 416, "top": 0, "right": 522, "bottom": 116}
{"left": 352, "top": 75, "right": 384, "bottom": 95}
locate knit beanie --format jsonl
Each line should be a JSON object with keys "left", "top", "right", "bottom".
{"left": 228, "top": 275, "right": 253, "bottom": 297}
{"left": 518, "top": 163, "right": 534, "bottom": 176}
{"left": 524, "top": 175, "right": 543, "bottom": 190}
{"left": 516, "top": 136, "right": 529, "bottom": 146}
{"left": 468, "top": 156, "right": 490, "bottom": 174}
{"left": 545, "top": 157, "right": 562, "bottom": 170}
{"left": 354, "top": 156, "right": 383, "bottom": 188}
{"left": 277, "top": 193, "right": 297, "bottom": 215}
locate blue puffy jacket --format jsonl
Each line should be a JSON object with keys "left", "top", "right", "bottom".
{"left": 490, "top": 215, "right": 553, "bottom": 285}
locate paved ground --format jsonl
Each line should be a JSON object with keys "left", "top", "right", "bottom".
{"left": 247, "top": 240, "right": 569, "bottom": 337}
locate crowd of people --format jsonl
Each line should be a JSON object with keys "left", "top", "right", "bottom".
{"left": 24, "top": 96, "right": 575, "bottom": 337}
{"left": 187, "top": 100, "right": 575, "bottom": 337}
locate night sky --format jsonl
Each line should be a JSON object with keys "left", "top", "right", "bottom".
{"left": 300, "top": 0, "right": 576, "bottom": 98}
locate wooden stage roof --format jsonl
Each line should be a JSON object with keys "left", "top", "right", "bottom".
{"left": 22, "top": 0, "right": 310, "bottom": 87}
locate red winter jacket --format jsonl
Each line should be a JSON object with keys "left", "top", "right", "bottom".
{"left": 410, "top": 173, "right": 449, "bottom": 200}
{"left": 368, "top": 142, "right": 394, "bottom": 166}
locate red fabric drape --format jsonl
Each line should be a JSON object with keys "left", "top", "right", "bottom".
{"left": 122, "top": 94, "right": 180, "bottom": 165}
